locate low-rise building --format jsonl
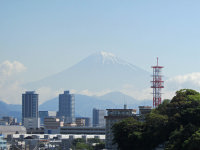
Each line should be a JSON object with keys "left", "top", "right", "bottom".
{"left": 60, "top": 126, "right": 105, "bottom": 135}
{"left": 0, "top": 126, "right": 26, "bottom": 137}
{"left": 105, "top": 107, "right": 137, "bottom": 150}
{"left": 75, "top": 118, "right": 85, "bottom": 127}
{"left": 27, "top": 127, "right": 44, "bottom": 134}
{"left": 24, "top": 118, "right": 40, "bottom": 129}
{"left": 76, "top": 117, "right": 91, "bottom": 127}
{"left": 44, "top": 117, "right": 64, "bottom": 134}
{"left": 39, "top": 111, "right": 57, "bottom": 126}
{"left": 139, "top": 106, "right": 152, "bottom": 115}
{"left": 2, "top": 116, "right": 17, "bottom": 125}
{"left": 6, "top": 134, "right": 105, "bottom": 150}
{"left": 0, "top": 134, "right": 7, "bottom": 150}
{"left": 0, "top": 120, "right": 8, "bottom": 125}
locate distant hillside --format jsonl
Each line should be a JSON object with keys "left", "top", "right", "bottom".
{"left": 99, "top": 91, "right": 137, "bottom": 104}
{"left": 0, "top": 100, "right": 21, "bottom": 122}
{"left": 39, "top": 92, "right": 152, "bottom": 117}
{"left": 39, "top": 94, "right": 119, "bottom": 117}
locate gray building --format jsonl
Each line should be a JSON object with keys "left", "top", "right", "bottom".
{"left": 0, "top": 126, "right": 26, "bottom": 137}
{"left": 22, "top": 91, "right": 39, "bottom": 125}
{"left": 105, "top": 107, "right": 137, "bottom": 150}
{"left": 60, "top": 126, "right": 105, "bottom": 135}
{"left": 58, "top": 91, "right": 75, "bottom": 123}
{"left": 93, "top": 108, "right": 105, "bottom": 127}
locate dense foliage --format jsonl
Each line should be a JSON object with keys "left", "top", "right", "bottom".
{"left": 72, "top": 138, "right": 105, "bottom": 150}
{"left": 112, "top": 89, "right": 200, "bottom": 150}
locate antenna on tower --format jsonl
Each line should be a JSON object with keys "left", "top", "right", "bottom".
{"left": 151, "top": 57, "right": 164, "bottom": 108}
{"left": 157, "top": 57, "right": 158, "bottom": 66}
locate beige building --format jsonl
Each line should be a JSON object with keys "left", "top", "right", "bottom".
{"left": 105, "top": 107, "right": 136, "bottom": 150}
{"left": 75, "top": 118, "right": 85, "bottom": 127}
{"left": 44, "top": 117, "right": 64, "bottom": 134}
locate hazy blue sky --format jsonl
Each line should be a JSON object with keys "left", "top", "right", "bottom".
{"left": 1, "top": 0, "right": 200, "bottom": 82}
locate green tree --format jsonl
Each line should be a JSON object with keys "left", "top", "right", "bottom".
{"left": 112, "top": 89, "right": 200, "bottom": 150}
{"left": 112, "top": 117, "right": 145, "bottom": 150}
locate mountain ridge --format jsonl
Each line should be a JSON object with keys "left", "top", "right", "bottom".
{"left": 25, "top": 51, "right": 150, "bottom": 92}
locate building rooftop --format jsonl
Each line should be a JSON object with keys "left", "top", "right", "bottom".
{"left": 25, "top": 91, "right": 36, "bottom": 94}
{"left": 106, "top": 109, "right": 137, "bottom": 111}
{"left": 0, "top": 126, "right": 26, "bottom": 133}
{"left": 139, "top": 106, "right": 152, "bottom": 109}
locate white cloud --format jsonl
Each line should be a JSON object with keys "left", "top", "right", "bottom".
{"left": 75, "top": 89, "right": 112, "bottom": 96}
{"left": 166, "top": 72, "right": 200, "bottom": 87}
{"left": 160, "top": 72, "right": 200, "bottom": 100}
{"left": 37, "top": 87, "right": 65, "bottom": 105}
{"left": 0, "top": 61, "right": 26, "bottom": 104}
{"left": 0, "top": 60, "right": 26, "bottom": 77}
{"left": 120, "top": 87, "right": 152, "bottom": 100}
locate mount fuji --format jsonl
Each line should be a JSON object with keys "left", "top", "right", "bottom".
{"left": 26, "top": 51, "right": 150, "bottom": 92}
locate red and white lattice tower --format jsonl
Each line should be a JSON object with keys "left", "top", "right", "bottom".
{"left": 151, "top": 57, "right": 164, "bottom": 108}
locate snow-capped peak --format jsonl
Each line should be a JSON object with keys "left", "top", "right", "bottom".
{"left": 97, "top": 51, "right": 139, "bottom": 71}
{"left": 100, "top": 51, "right": 116, "bottom": 58}
{"left": 99, "top": 51, "right": 119, "bottom": 64}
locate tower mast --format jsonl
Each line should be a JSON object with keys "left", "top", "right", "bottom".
{"left": 151, "top": 57, "right": 164, "bottom": 107}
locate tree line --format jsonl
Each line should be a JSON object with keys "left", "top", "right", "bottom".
{"left": 112, "top": 89, "right": 200, "bottom": 150}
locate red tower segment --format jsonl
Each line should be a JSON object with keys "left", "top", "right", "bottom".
{"left": 151, "top": 57, "right": 164, "bottom": 108}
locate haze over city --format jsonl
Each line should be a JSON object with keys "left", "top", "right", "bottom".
{"left": 1, "top": 1, "right": 200, "bottom": 104}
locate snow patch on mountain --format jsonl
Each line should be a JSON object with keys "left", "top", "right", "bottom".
{"left": 97, "top": 51, "right": 138, "bottom": 71}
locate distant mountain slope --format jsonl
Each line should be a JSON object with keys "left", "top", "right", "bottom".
{"left": 0, "top": 92, "right": 152, "bottom": 122}
{"left": 39, "top": 94, "right": 119, "bottom": 117}
{"left": 0, "top": 100, "right": 21, "bottom": 122}
{"left": 39, "top": 92, "right": 152, "bottom": 117}
{"left": 99, "top": 91, "right": 137, "bottom": 104}
{"left": 25, "top": 51, "right": 150, "bottom": 91}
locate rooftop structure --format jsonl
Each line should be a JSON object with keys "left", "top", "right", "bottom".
{"left": 105, "top": 107, "right": 137, "bottom": 150}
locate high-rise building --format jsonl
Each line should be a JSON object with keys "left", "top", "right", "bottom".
{"left": 93, "top": 108, "right": 105, "bottom": 127}
{"left": 58, "top": 91, "right": 75, "bottom": 123}
{"left": 22, "top": 91, "right": 39, "bottom": 125}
